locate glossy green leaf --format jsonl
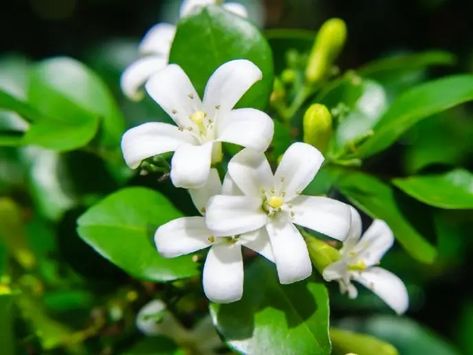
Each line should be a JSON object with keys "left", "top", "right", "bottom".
{"left": 355, "top": 316, "right": 460, "bottom": 355}
{"left": 331, "top": 328, "right": 398, "bottom": 355}
{"left": 77, "top": 187, "right": 199, "bottom": 281}
{"left": 25, "top": 57, "right": 124, "bottom": 151}
{"left": 169, "top": 5, "right": 274, "bottom": 110}
{"left": 0, "top": 130, "right": 23, "bottom": 147}
{"left": 358, "top": 50, "right": 455, "bottom": 77}
{"left": 392, "top": 169, "right": 473, "bottom": 209}
{"left": 330, "top": 168, "right": 437, "bottom": 263}
{"left": 353, "top": 75, "right": 473, "bottom": 158}
{"left": 210, "top": 259, "right": 331, "bottom": 355}
{"left": 122, "top": 336, "right": 180, "bottom": 355}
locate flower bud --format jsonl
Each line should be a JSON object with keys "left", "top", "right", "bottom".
{"left": 303, "top": 103, "right": 333, "bottom": 153}
{"left": 305, "top": 18, "right": 347, "bottom": 83}
{"left": 305, "top": 236, "right": 341, "bottom": 275}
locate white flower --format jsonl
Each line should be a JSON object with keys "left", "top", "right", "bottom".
{"left": 155, "top": 169, "right": 274, "bottom": 303}
{"left": 181, "top": 0, "right": 248, "bottom": 18}
{"left": 121, "top": 0, "right": 247, "bottom": 101}
{"left": 205, "top": 142, "right": 352, "bottom": 284}
{"left": 121, "top": 23, "right": 175, "bottom": 101}
{"left": 323, "top": 207, "right": 409, "bottom": 314}
{"left": 121, "top": 59, "right": 274, "bottom": 189}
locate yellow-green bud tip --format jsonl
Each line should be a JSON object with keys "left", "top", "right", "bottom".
{"left": 303, "top": 103, "right": 333, "bottom": 152}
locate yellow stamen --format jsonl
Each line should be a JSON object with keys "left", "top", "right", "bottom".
{"left": 348, "top": 260, "right": 367, "bottom": 271}
{"left": 190, "top": 111, "right": 206, "bottom": 125}
{"left": 267, "top": 196, "right": 284, "bottom": 209}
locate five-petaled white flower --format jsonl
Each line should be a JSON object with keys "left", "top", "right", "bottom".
{"left": 121, "top": 59, "right": 274, "bottom": 189}
{"left": 323, "top": 207, "right": 409, "bottom": 314}
{"left": 121, "top": 0, "right": 247, "bottom": 101}
{"left": 155, "top": 169, "right": 274, "bottom": 303}
{"left": 205, "top": 142, "right": 352, "bottom": 284}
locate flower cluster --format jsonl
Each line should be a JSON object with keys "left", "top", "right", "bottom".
{"left": 121, "top": 1, "right": 408, "bottom": 314}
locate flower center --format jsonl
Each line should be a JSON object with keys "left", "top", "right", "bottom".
{"left": 348, "top": 260, "right": 367, "bottom": 271}
{"left": 190, "top": 110, "right": 206, "bottom": 126}
{"left": 267, "top": 196, "right": 284, "bottom": 209}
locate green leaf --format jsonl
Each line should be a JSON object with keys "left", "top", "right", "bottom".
{"left": 354, "top": 315, "right": 460, "bottom": 355}
{"left": 122, "top": 336, "right": 180, "bottom": 355}
{"left": 25, "top": 57, "right": 124, "bottom": 151}
{"left": 353, "top": 75, "right": 473, "bottom": 158}
{"left": 330, "top": 168, "right": 437, "bottom": 263}
{"left": 169, "top": 5, "right": 274, "bottom": 110}
{"left": 0, "top": 89, "right": 44, "bottom": 123}
{"left": 0, "top": 130, "right": 23, "bottom": 147}
{"left": 210, "top": 259, "right": 331, "bottom": 355}
{"left": 330, "top": 328, "right": 398, "bottom": 355}
{"left": 0, "top": 294, "right": 14, "bottom": 355}
{"left": 392, "top": 169, "right": 473, "bottom": 209}
{"left": 77, "top": 187, "right": 199, "bottom": 281}
{"left": 358, "top": 50, "right": 455, "bottom": 77}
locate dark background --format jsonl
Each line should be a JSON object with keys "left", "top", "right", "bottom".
{"left": 1, "top": 0, "right": 473, "bottom": 69}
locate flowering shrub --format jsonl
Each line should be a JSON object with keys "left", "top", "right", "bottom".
{"left": 1, "top": 1, "right": 472, "bottom": 354}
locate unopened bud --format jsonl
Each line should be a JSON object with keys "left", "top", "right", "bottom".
{"left": 305, "top": 236, "right": 341, "bottom": 274}
{"left": 303, "top": 103, "right": 333, "bottom": 153}
{"left": 306, "top": 18, "right": 347, "bottom": 83}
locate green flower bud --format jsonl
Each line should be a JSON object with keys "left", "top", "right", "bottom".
{"left": 305, "top": 236, "right": 341, "bottom": 275}
{"left": 281, "top": 69, "right": 296, "bottom": 84}
{"left": 306, "top": 18, "right": 347, "bottom": 83}
{"left": 303, "top": 103, "right": 333, "bottom": 153}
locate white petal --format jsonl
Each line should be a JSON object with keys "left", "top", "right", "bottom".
{"left": 322, "top": 260, "right": 347, "bottom": 282}
{"left": 180, "top": 0, "right": 214, "bottom": 17}
{"left": 203, "top": 59, "right": 262, "bottom": 115}
{"left": 275, "top": 142, "right": 324, "bottom": 199}
{"left": 120, "top": 56, "right": 168, "bottom": 101}
{"left": 241, "top": 228, "right": 274, "bottom": 262}
{"left": 155, "top": 217, "right": 211, "bottom": 257}
{"left": 223, "top": 3, "right": 248, "bottom": 17}
{"left": 171, "top": 142, "right": 213, "bottom": 189}
{"left": 342, "top": 206, "right": 363, "bottom": 253}
{"left": 139, "top": 23, "right": 176, "bottom": 56}
{"left": 121, "top": 122, "right": 195, "bottom": 169}
{"left": 189, "top": 168, "right": 222, "bottom": 214}
{"left": 221, "top": 173, "right": 243, "bottom": 195}
{"left": 228, "top": 148, "right": 273, "bottom": 196}
{"left": 205, "top": 195, "right": 267, "bottom": 236}
{"left": 266, "top": 214, "right": 312, "bottom": 284}
{"left": 355, "top": 220, "right": 394, "bottom": 266}
{"left": 203, "top": 243, "right": 244, "bottom": 303}
{"left": 217, "top": 108, "right": 274, "bottom": 152}
{"left": 291, "top": 196, "right": 351, "bottom": 241}
{"left": 136, "top": 299, "right": 166, "bottom": 335}
{"left": 145, "top": 64, "right": 202, "bottom": 127}
{"left": 353, "top": 267, "right": 409, "bottom": 314}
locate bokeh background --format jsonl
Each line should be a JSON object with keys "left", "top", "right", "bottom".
{"left": 1, "top": 0, "right": 473, "bottom": 353}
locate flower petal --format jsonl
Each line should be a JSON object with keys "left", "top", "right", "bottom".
{"left": 291, "top": 196, "right": 351, "bottom": 241}
{"left": 266, "top": 214, "right": 312, "bottom": 284}
{"left": 221, "top": 174, "right": 243, "bottom": 195}
{"left": 139, "top": 23, "right": 176, "bottom": 56}
{"left": 206, "top": 195, "right": 267, "bottom": 236}
{"left": 146, "top": 64, "right": 202, "bottom": 127}
{"left": 274, "top": 142, "right": 324, "bottom": 199}
{"left": 228, "top": 148, "right": 273, "bottom": 196}
{"left": 203, "top": 243, "right": 244, "bottom": 303}
{"left": 217, "top": 108, "right": 274, "bottom": 151}
{"left": 121, "top": 122, "right": 196, "bottom": 169}
{"left": 189, "top": 168, "right": 222, "bottom": 215}
{"left": 353, "top": 267, "right": 409, "bottom": 314}
{"left": 155, "top": 216, "right": 211, "bottom": 257}
{"left": 120, "top": 56, "right": 168, "bottom": 101}
{"left": 342, "top": 206, "right": 363, "bottom": 252}
{"left": 203, "top": 59, "right": 262, "bottom": 114}
{"left": 180, "top": 0, "right": 214, "bottom": 17}
{"left": 241, "top": 228, "right": 274, "bottom": 262}
{"left": 355, "top": 220, "right": 394, "bottom": 266}
{"left": 223, "top": 3, "right": 248, "bottom": 17}
{"left": 171, "top": 142, "right": 213, "bottom": 188}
